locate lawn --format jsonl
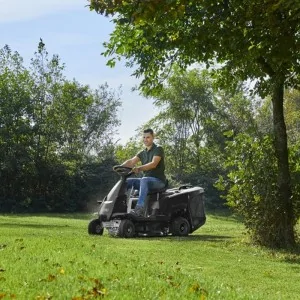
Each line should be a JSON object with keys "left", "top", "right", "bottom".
{"left": 0, "top": 212, "right": 299, "bottom": 300}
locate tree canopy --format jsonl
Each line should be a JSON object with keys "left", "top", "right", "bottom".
{"left": 89, "top": 0, "right": 300, "bottom": 95}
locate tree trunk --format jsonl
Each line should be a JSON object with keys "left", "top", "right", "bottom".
{"left": 271, "top": 79, "right": 295, "bottom": 247}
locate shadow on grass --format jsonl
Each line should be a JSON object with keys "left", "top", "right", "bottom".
{"left": 0, "top": 213, "right": 92, "bottom": 220}
{"left": 284, "top": 256, "right": 300, "bottom": 265}
{"left": 280, "top": 245, "right": 300, "bottom": 264}
{"left": 0, "top": 222, "right": 71, "bottom": 229}
{"left": 139, "top": 234, "right": 233, "bottom": 243}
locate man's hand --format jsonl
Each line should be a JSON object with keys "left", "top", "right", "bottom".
{"left": 132, "top": 167, "right": 141, "bottom": 174}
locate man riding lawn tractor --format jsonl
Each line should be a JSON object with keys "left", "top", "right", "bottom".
{"left": 88, "top": 129, "right": 206, "bottom": 237}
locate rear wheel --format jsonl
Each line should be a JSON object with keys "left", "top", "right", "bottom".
{"left": 118, "top": 219, "right": 135, "bottom": 238}
{"left": 88, "top": 219, "right": 104, "bottom": 235}
{"left": 171, "top": 217, "right": 190, "bottom": 236}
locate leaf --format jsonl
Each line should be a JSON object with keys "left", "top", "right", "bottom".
{"left": 59, "top": 268, "right": 65, "bottom": 275}
{"left": 189, "top": 283, "right": 200, "bottom": 292}
{"left": 106, "top": 58, "right": 116, "bottom": 68}
{"left": 189, "top": 283, "right": 208, "bottom": 298}
{"left": 47, "top": 274, "right": 56, "bottom": 282}
{"left": 84, "top": 278, "right": 108, "bottom": 297}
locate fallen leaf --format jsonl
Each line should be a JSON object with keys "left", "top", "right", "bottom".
{"left": 47, "top": 274, "right": 56, "bottom": 282}
{"left": 189, "top": 283, "right": 208, "bottom": 298}
{"left": 189, "top": 283, "right": 200, "bottom": 293}
{"left": 85, "top": 278, "right": 108, "bottom": 297}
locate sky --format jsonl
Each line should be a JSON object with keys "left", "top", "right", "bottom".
{"left": 0, "top": 0, "right": 157, "bottom": 144}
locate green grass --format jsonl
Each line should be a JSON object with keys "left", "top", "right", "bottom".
{"left": 0, "top": 212, "right": 300, "bottom": 300}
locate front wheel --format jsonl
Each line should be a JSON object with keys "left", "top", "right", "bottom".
{"left": 118, "top": 219, "right": 135, "bottom": 238}
{"left": 171, "top": 217, "right": 190, "bottom": 236}
{"left": 88, "top": 219, "right": 104, "bottom": 235}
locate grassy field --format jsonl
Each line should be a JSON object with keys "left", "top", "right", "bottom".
{"left": 0, "top": 212, "right": 300, "bottom": 300}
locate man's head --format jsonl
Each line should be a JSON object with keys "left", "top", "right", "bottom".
{"left": 143, "top": 128, "right": 154, "bottom": 148}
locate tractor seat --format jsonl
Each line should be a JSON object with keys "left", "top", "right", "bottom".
{"left": 148, "top": 186, "right": 167, "bottom": 195}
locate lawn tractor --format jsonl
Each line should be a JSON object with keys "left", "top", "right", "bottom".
{"left": 88, "top": 166, "right": 206, "bottom": 238}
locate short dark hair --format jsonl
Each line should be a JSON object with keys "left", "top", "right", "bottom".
{"left": 143, "top": 128, "right": 154, "bottom": 136}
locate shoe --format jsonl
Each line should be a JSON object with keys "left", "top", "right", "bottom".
{"left": 130, "top": 206, "right": 145, "bottom": 217}
{"left": 150, "top": 208, "right": 160, "bottom": 216}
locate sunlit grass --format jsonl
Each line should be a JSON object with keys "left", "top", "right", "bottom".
{"left": 0, "top": 212, "right": 299, "bottom": 299}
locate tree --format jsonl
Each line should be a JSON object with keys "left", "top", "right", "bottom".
{"left": 89, "top": 0, "right": 300, "bottom": 247}
{"left": 0, "top": 42, "right": 121, "bottom": 212}
{"left": 153, "top": 68, "right": 217, "bottom": 167}
{"left": 82, "top": 83, "right": 121, "bottom": 155}
{"left": 145, "top": 67, "right": 258, "bottom": 208}
{"left": 0, "top": 46, "right": 34, "bottom": 209}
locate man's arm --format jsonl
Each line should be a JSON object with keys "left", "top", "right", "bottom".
{"left": 121, "top": 156, "right": 140, "bottom": 168}
{"left": 135, "top": 156, "right": 161, "bottom": 173}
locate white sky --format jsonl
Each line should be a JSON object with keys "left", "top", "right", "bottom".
{"left": 0, "top": 0, "right": 156, "bottom": 144}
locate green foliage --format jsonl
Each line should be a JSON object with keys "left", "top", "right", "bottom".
{"left": 144, "top": 67, "right": 258, "bottom": 208}
{"left": 89, "top": 0, "right": 300, "bottom": 96}
{"left": 0, "top": 43, "right": 120, "bottom": 213}
{"left": 216, "top": 133, "right": 299, "bottom": 248}
{"left": 114, "top": 137, "right": 142, "bottom": 165}
{"left": 284, "top": 89, "right": 300, "bottom": 144}
{"left": 289, "top": 140, "right": 300, "bottom": 217}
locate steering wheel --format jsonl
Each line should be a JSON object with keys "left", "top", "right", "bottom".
{"left": 113, "top": 165, "right": 133, "bottom": 176}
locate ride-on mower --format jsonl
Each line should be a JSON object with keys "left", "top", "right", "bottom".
{"left": 88, "top": 166, "right": 206, "bottom": 238}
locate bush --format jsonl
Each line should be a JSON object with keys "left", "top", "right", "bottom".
{"left": 216, "top": 133, "right": 298, "bottom": 247}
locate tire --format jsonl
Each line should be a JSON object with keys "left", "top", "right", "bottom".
{"left": 88, "top": 219, "right": 104, "bottom": 235}
{"left": 118, "top": 219, "right": 135, "bottom": 238}
{"left": 171, "top": 217, "right": 190, "bottom": 236}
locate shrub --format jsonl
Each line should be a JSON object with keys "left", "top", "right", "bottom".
{"left": 216, "top": 133, "right": 298, "bottom": 247}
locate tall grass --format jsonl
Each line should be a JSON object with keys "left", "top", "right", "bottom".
{"left": 0, "top": 212, "right": 299, "bottom": 299}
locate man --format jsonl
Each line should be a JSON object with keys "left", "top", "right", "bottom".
{"left": 120, "top": 128, "right": 166, "bottom": 216}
